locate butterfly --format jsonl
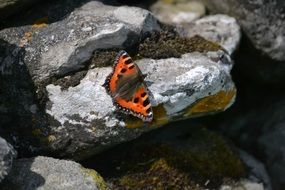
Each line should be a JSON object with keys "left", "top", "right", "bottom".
{"left": 103, "top": 50, "right": 153, "bottom": 122}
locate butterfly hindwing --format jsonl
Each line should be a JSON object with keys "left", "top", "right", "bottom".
{"left": 103, "top": 50, "right": 153, "bottom": 122}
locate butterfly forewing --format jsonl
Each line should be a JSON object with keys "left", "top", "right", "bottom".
{"left": 104, "top": 51, "right": 153, "bottom": 122}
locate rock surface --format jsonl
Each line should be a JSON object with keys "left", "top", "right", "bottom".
{"left": 201, "top": 0, "right": 285, "bottom": 61}
{"left": 46, "top": 50, "right": 235, "bottom": 159}
{"left": 1, "top": 156, "right": 107, "bottom": 190}
{"left": 0, "top": 0, "right": 240, "bottom": 159}
{"left": 0, "top": 137, "right": 17, "bottom": 183}
{"left": 83, "top": 123, "right": 269, "bottom": 190}
{"left": 177, "top": 14, "right": 241, "bottom": 55}
{"left": 150, "top": 0, "right": 206, "bottom": 24}
{"left": 0, "top": 1, "right": 160, "bottom": 83}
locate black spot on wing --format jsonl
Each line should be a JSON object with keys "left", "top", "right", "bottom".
{"left": 129, "top": 65, "right": 135, "bottom": 69}
{"left": 133, "top": 97, "right": 139, "bottom": 103}
{"left": 125, "top": 59, "right": 132, "bottom": 65}
{"left": 122, "top": 54, "right": 128, "bottom": 59}
{"left": 121, "top": 68, "right": 127, "bottom": 73}
{"left": 146, "top": 107, "right": 151, "bottom": 113}
{"left": 141, "top": 92, "right": 147, "bottom": 97}
{"left": 143, "top": 98, "right": 150, "bottom": 107}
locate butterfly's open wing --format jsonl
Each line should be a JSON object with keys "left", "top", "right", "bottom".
{"left": 115, "top": 84, "right": 153, "bottom": 122}
{"left": 103, "top": 50, "right": 153, "bottom": 122}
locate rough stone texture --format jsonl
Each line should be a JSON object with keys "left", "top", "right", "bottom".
{"left": 1, "top": 156, "right": 107, "bottom": 190}
{"left": 177, "top": 14, "right": 241, "bottom": 55}
{"left": 0, "top": 137, "right": 17, "bottom": 183}
{"left": 0, "top": 0, "right": 241, "bottom": 159}
{"left": 201, "top": 0, "right": 285, "bottom": 61}
{"left": 45, "top": 50, "right": 235, "bottom": 159}
{"left": 150, "top": 0, "right": 206, "bottom": 24}
{"left": 0, "top": 38, "right": 48, "bottom": 156}
{"left": 0, "top": 1, "right": 160, "bottom": 83}
{"left": 220, "top": 180, "right": 265, "bottom": 190}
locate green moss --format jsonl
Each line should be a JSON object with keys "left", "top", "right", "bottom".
{"left": 81, "top": 167, "right": 108, "bottom": 190}
{"left": 138, "top": 25, "right": 223, "bottom": 59}
{"left": 91, "top": 126, "right": 246, "bottom": 189}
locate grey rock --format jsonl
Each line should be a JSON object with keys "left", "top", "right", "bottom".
{"left": 46, "top": 50, "right": 236, "bottom": 159}
{"left": 177, "top": 14, "right": 241, "bottom": 55}
{"left": 201, "top": 0, "right": 285, "bottom": 61}
{"left": 220, "top": 180, "right": 265, "bottom": 190}
{"left": 0, "top": 1, "right": 160, "bottom": 83}
{"left": 0, "top": 137, "right": 17, "bottom": 182}
{"left": 0, "top": 38, "right": 47, "bottom": 155}
{"left": 150, "top": 0, "right": 206, "bottom": 24}
{"left": 1, "top": 156, "right": 107, "bottom": 190}
{"left": 0, "top": 0, "right": 240, "bottom": 159}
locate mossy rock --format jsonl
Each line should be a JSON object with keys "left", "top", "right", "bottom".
{"left": 83, "top": 124, "right": 246, "bottom": 189}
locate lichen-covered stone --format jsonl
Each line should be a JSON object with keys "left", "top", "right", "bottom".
{"left": 0, "top": 0, "right": 241, "bottom": 160}
{"left": 0, "top": 137, "right": 17, "bottom": 182}
{"left": 1, "top": 156, "right": 107, "bottom": 190}
{"left": 45, "top": 49, "right": 235, "bottom": 159}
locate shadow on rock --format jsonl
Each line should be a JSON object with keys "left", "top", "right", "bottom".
{"left": 1, "top": 157, "right": 45, "bottom": 189}
{"left": 82, "top": 120, "right": 246, "bottom": 189}
{"left": 0, "top": 39, "right": 49, "bottom": 157}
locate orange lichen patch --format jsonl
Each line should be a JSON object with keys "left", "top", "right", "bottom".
{"left": 32, "top": 17, "right": 48, "bottom": 29}
{"left": 19, "top": 17, "right": 48, "bottom": 47}
{"left": 185, "top": 89, "right": 236, "bottom": 117}
{"left": 19, "top": 32, "right": 33, "bottom": 47}
{"left": 125, "top": 104, "right": 168, "bottom": 128}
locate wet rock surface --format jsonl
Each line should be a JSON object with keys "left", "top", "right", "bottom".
{"left": 0, "top": 137, "right": 17, "bottom": 183}
{"left": 1, "top": 156, "right": 107, "bottom": 190}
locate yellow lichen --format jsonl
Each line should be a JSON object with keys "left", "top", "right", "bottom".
{"left": 125, "top": 104, "right": 168, "bottom": 128}
{"left": 81, "top": 167, "right": 108, "bottom": 190}
{"left": 32, "top": 17, "right": 48, "bottom": 29}
{"left": 185, "top": 89, "right": 236, "bottom": 117}
{"left": 19, "top": 17, "right": 48, "bottom": 47}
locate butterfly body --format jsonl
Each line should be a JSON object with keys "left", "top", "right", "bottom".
{"left": 103, "top": 51, "right": 153, "bottom": 122}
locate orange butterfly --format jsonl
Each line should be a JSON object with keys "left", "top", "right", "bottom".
{"left": 103, "top": 51, "right": 153, "bottom": 122}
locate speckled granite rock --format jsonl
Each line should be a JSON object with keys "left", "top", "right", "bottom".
{"left": 1, "top": 156, "right": 107, "bottom": 190}
{"left": 201, "top": 0, "right": 285, "bottom": 61}
{"left": 0, "top": 137, "right": 17, "bottom": 183}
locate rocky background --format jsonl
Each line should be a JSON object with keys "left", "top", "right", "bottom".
{"left": 0, "top": 0, "right": 284, "bottom": 189}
